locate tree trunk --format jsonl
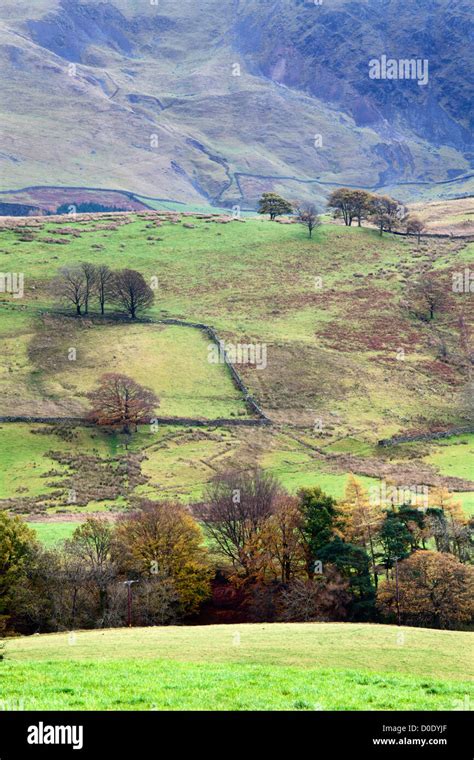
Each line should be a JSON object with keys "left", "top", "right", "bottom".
{"left": 367, "top": 526, "right": 378, "bottom": 589}
{"left": 71, "top": 587, "right": 78, "bottom": 629}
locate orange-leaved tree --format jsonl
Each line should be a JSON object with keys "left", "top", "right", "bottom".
{"left": 87, "top": 373, "right": 159, "bottom": 433}
{"left": 377, "top": 550, "right": 474, "bottom": 629}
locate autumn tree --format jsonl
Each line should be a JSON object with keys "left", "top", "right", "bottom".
{"left": 279, "top": 569, "right": 351, "bottom": 622}
{"left": 50, "top": 551, "right": 91, "bottom": 630}
{"left": 327, "top": 188, "right": 356, "bottom": 226}
{"left": 368, "top": 194, "right": 402, "bottom": 236}
{"left": 9, "top": 546, "right": 62, "bottom": 633}
{"left": 340, "top": 475, "right": 383, "bottom": 587}
{"left": 405, "top": 275, "right": 448, "bottom": 322}
{"left": 198, "top": 469, "right": 281, "bottom": 578}
{"left": 377, "top": 550, "right": 474, "bottom": 629}
{"left": 351, "top": 189, "right": 373, "bottom": 227}
{"left": 257, "top": 495, "right": 305, "bottom": 583}
{"left": 111, "top": 269, "right": 154, "bottom": 319}
{"left": 258, "top": 192, "right": 293, "bottom": 221}
{"left": 405, "top": 215, "right": 426, "bottom": 244}
{"left": 428, "top": 488, "right": 472, "bottom": 562}
{"left": 112, "top": 500, "right": 211, "bottom": 618}
{"left": 0, "top": 513, "right": 39, "bottom": 629}
{"left": 87, "top": 373, "right": 159, "bottom": 433}
{"left": 295, "top": 202, "right": 321, "bottom": 238}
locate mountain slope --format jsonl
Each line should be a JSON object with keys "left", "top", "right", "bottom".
{"left": 0, "top": 0, "right": 472, "bottom": 208}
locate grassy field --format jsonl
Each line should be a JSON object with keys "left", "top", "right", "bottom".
{"left": 27, "top": 521, "right": 81, "bottom": 546}
{"left": 2, "top": 623, "right": 472, "bottom": 711}
{"left": 5, "top": 420, "right": 473, "bottom": 517}
{"left": 0, "top": 211, "right": 473, "bottom": 518}
{"left": 0, "top": 319, "right": 248, "bottom": 419}
{"left": 2, "top": 213, "right": 473, "bottom": 432}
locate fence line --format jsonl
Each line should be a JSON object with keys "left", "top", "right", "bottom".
{"left": 378, "top": 426, "right": 474, "bottom": 446}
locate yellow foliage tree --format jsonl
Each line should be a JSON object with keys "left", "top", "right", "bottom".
{"left": 429, "top": 486, "right": 469, "bottom": 560}
{"left": 112, "top": 500, "right": 211, "bottom": 617}
{"left": 340, "top": 475, "right": 383, "bottom": 587}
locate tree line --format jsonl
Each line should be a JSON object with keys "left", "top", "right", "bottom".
{"left": 54, "top": 264, "right": 154, "bottom": 318}
{"left": 1, "top": 471, "right": 472, "bottom": 635}
{"left": 258, "top": 190, "right": 426, "bottom": 240}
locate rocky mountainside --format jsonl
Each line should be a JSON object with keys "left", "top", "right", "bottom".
{"left": 0, "top": 0, "right": 472, "bottom": 209}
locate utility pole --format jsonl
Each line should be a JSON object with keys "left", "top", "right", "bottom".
{"left": 394, "top": 558, "right": 401, "bottom": 627}
{"left": 123, "top": 580, "right": 138, "bottom": 627}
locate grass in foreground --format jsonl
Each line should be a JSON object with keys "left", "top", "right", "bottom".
{"left": 2, "top": 623, "right": 472, "bottom": 711}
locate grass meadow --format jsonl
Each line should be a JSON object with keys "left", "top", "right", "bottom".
{"left": 2, "top": 623, "right": 472, "bottom": 711}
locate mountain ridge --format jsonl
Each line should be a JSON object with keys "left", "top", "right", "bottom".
{"left": 1, "top": 0, "right": 472, "bottom": 208}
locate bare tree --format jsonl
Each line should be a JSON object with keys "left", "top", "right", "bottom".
{"left": 80, "top": 262, "right": 97, "bottom": 315}
{"left": 111, "top": 269, "right": 154, "bottom": 319}
{"left": 87, "top": 373, "right": 159, "bottom": 433}
{"left": 295, "top": 203, "right": 321, "bottom": 238}
{"left": 279, "top": 570, "right": 350, "bottom": 622}
{"left": 95, "top": 264, "right": 114, "bottom": 315}
{"left": 56, "top": 266, "right": 87, "bottom": 315}
{"left": 66, "top": 518, "right": 116, "bottom": 624}
{"left": 198, "top": 469, "right": 281, "bottom": 578}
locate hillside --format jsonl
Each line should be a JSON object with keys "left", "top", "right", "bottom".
{"left": 0, "top": 0, "right": 472, "bottom": 209}
{"left": 0, "top": 207, "right": 474, "bottom": 519}
{"left": 3, "top": 622, "right": 473, "bottom": 710}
